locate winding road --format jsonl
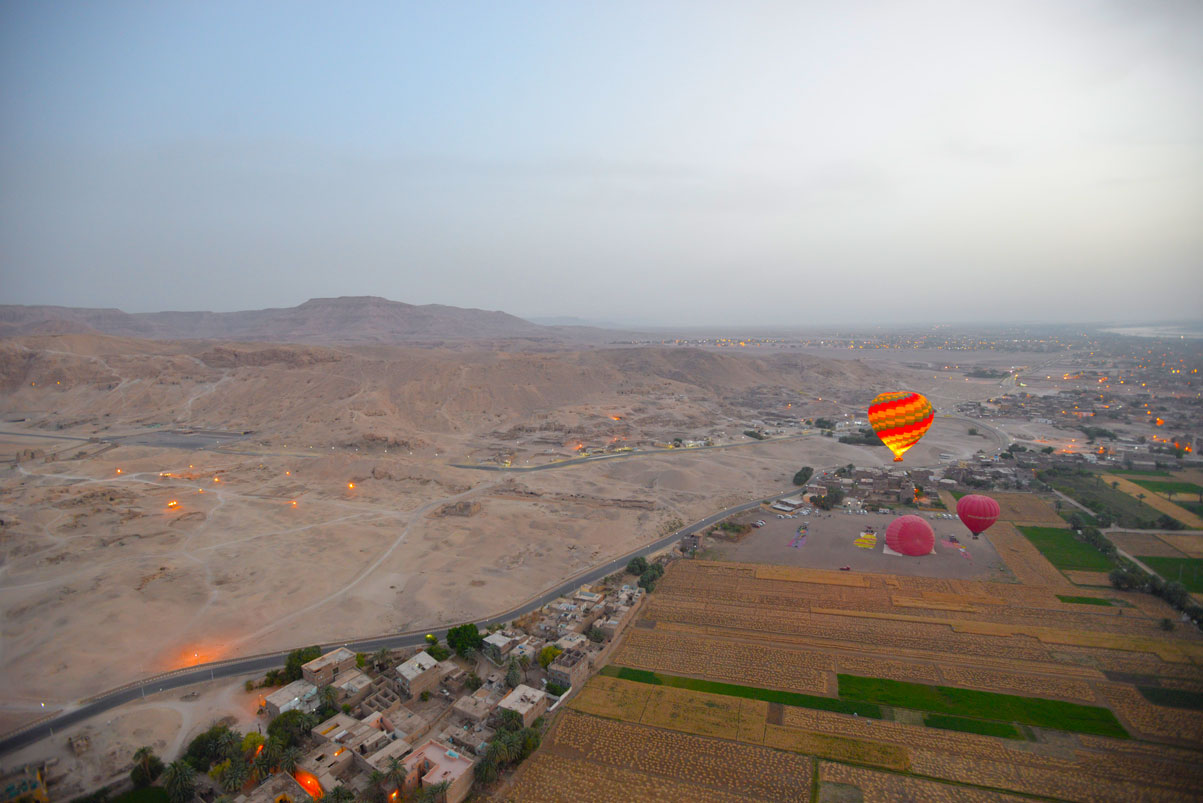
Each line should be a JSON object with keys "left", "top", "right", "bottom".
{"left": 0, "top": 487, "right": 795, "bottom": 756}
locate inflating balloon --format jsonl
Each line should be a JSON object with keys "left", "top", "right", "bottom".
{"left": 867, "top": 391, "right": 935, "bottom": 462}
{"left": 885, "top": 515, "right": 935, "bottom": 556}
{"left": 956, "top": 494, "right": 1000, "bottom": 539}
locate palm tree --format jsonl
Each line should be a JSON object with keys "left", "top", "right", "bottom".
{"left": 216, "top": 728, "right": 241, "bottom": 762}
{"left": 221, "top": 760, "right": 248, "bottom": 793}
{"left": 417, "top": 781, "right": 450, "bottom": 803}
{"left": 252, "top": 750, "right": 273, "bottom": 782}
{"left": 373, "top": 647, "right": 392, "bottom": 670}
{"left": 474, "top": 758, "right": 498, "bottom": 785}
{"left": 279, "top": 745, "right": 302, "bottom": 775}
{"left": 131, "top": 746, "right": 157, "bottom": 785}
{"left": 384, "top": 755, "right": 408, "bottom": 791}
{"left": 364, "top": 770, "right": 389, "bottom": 803}
{"left": 325, "top": 786, "right": 355, "bottom": 803}
{"left": 319, "top": 684, "right": 338, "bottom": 710}
{"left": 161, "top": 761, "right": 196, "bottom": 803}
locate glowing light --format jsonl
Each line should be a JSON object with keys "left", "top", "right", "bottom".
{"left": 213, "top": 477, "right": 220, "bottom": 483}
{"left": 1155, "top": 418, "right": 1164, "bottom": 427}
{"left": 348, "top": 482, "right": 355, "bottom": 490}
{"left": 610, "top": 415, "right": 621, "bottom": 421}
{"left": 291, "top": 500, "right": 298, "bottom": 507}
{"left": 116, "top": 469, "right": 122, "bottom": 475}
{"left": 167, "top": 500, "right": 179, "bottom": 509}
{"left": 286, "top": 471, "right": 291, "bottom": 476}
{"left": 293, "top": 769, "right": 324, "bottom": 798}
{"left": 255, "top": 743, "right": 264, "bottom": 757}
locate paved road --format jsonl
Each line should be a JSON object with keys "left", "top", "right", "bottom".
{"left": 0, "top": 488, "right": 795, "bottom": 756}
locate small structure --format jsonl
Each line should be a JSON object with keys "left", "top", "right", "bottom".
{"left": 452, "top": 687, "right": 501, "bottom": 723}
{"left": 301, "top": 646, "right": 357, "bottom": 687}
{"left": 496, "top": 684, "right": 548, "bottom": 728}
{"left": 264, "top": 679, "right": 318, "bottom": 718}
{"left": 397, "top": 652, "right": 441, "bottom": 698}
{"left": 402, "top": 740, "right": 475, "bottom": 803}
{"left": 482, "top": 632, "right": 519, "bottom": 664}
{"left": 547, "top": 649, "right": 590, "bottom": 691}
{"left": 232, "top": 771, "right": 311, "bottom": 803}
{"left": 0, "top": 765, "right": 48, "bottom": 803}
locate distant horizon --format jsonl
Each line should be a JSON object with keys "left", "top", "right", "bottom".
{"left": 3, "top": 294, "right": 1200, "bottom": 333}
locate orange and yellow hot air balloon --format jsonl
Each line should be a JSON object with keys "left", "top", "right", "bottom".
{"left": 868, "top": 391, "right": 934, "bottom": 462}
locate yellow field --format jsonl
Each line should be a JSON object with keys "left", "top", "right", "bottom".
{"left": 1102, "top": 474, "right": 1203, "bottom": 529}
{"left": 508, "top": 558, "right": 1203, "bottom": 802}
{"left": 1159, "top": 533, "right": 1203, "bottom": 558}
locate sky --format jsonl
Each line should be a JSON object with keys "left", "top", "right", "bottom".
{"left": 1, "top": 1, "right": 1201, "bottom": 326}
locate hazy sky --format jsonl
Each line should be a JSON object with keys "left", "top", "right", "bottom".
{"left": 2, "top": 1, "right": 1200, "bottom": 326}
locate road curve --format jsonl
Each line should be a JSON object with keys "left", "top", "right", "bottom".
{"left": 0, "top": 487, "right": 796, "bottom": 756}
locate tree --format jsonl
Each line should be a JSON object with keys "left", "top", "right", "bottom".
{"left": 326, "top": 787, "right": 355, "bottom": 803}
{"left": 506, "top": 659, "right": 522, "bottom": 689}
{"left": 418, "top": 780, "right": 451, "bottom": 803}
{"left": 625, "top": 556, "right": 648, "bottom": 576}
{"left": 498, "top": 707, "right": 524, "bottom": 733}
{"left": 356, "top": 652, "right": 367, "bottom": 669}
{"left": 545, "top": 682, "right": 568, "bottom": 697}
{"left": 373, "top": 647, "right": 392, "bottom": 670}
{"left": 221, "top": 760, "right": 248, "bottom": 793}
{"left": 162, "top": 761, "right": 197, "bottom": 803}
{"left": 447, "top": 623, "right": 483, "bottom": 657}
{"left": 131, "top": 746, "right": 163, "bottom": 787}
{"left": 465, "top": 672, "right": 483, "bottom": 691}
{"left": 586, "top": 627, "right": 606, "bottom": 644}
{"left": 792, "top": 466, "right": 814, "bottom": 486}
{"left": 384, "top": 755, "right": 408, "bottom": 791}
{"left": 279, "top": 744, "right": 301, "bottom": 775}
{"left": 283, "top": 646, "right": 322, "bottom": 682}
{"left": 267, "top": 709, "right": 316, "bottom": 748}
{"left": 216, "top": 727, "right": 242, "bottom": 762}
{"left": 319, "top": 684, "right": 338, "bottom": 710}
{"left": 538, "top": 645, "right": 562, "bottom": 670}
{"left": 475, "top": 758, "right": 499, "bottom": 785}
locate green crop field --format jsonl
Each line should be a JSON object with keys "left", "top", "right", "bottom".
{"left": 1179, "top": 501, "right": 1203, "bottom": 517}
{"left": 1135, "top": 556, "right": 1203, "bottom": 592}
{"left": 1129, "top": 479, "right": 1203, "bottom": 498}
{"left": 923, "top": 714, "right": 1023, "bottom": 740}
{"left": 837, "top": 674, "right": 1128, "bottom": 738}
{"left": 1113, "top": 469, "right": 1172, "bottom": 478}
{"left": 600, "top": 665, "right": 882, "bottom": 717}
{"left": 1057, "top": 594, "right": 1114, "bottom": 606}
{"left": 1040, "top": 469, "right": 1181, "bottom": 529}
{"left": 1019, "top": 526, "right": 1114, "bottom": 572}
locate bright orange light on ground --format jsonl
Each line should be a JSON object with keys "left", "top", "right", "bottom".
{"left": 293, "top": 769, "right": 323, "bottom": 798}
{"left": 1155, "top": 418, "right": 1164, "bottom": 426}
{"left": 286, "top": 471, "right": 291, "bottom": 476}
{"left": 610, "top": 415, "right": 621, "bottom": 421}
{"left": 167, "top": 644, "right": 226, "bottom": 670}
{"left": 290, "top": 500, "right": 298, "bottom": 508}
{"left": 347, "top": 482, "right": 355, "bottom": 490}
{"left": 167, "top": 500, "right": 179, "bottom": 509}
{"left": 116, "top": 469, "right": 122, "bottom": 475}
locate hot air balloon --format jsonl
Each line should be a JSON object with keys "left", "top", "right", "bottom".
{"left": 956, "top": 494, "right": 1000, "bottom": 539}
{"left": 885, "top": 515, "right": 935, "bottom": 556}
{"left": 867, "top": 391, "right": 934, "bottom": 462}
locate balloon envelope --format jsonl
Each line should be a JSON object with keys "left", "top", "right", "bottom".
{"left": 956, "top": 494, "right": 1000, "bottom": 536}
{"left": 867, "top": 392, "right": 935, "bottom": 462}
{"left": 885, "top": 515, "right": 935, "bottom": 556}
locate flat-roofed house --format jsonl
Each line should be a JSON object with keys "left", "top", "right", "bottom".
{"left": 302, "top": 646, "right": 358, "bottom": 687}
{"left": 547, "top": 649, "right": 590, "bottom": 691}
{"left": 397, "top": 652, "right": 441, "bottom": 698}
{"left": 496, "top": 684, "right": 548, "bottom": 728}
{"left": 264, "top": 679, "right": 318, "bottom": 718}
{"left": 402, "top": 740, "right": 475, "bottom": 803}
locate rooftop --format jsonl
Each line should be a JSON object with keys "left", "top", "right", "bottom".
{"left": 404, "top": 739, "right": 475, "bottom": 786}
{"left": 302, "top": 646, "right": 356, "bottom": 672}
{"left": 264, "top": 678, "right": 317, "bottom": 707}
{"left": 498, "top": 684, "right": 547, "bottom": 716}
{"left": 397, "top": 651, "right": 439, "bottom": 681}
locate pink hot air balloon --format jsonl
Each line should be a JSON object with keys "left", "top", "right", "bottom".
{"left": 885, "top": 515, "right": 935, "bottom": 557}
{"left": 956, "top": 494, "right": 1000, "bottom": 539}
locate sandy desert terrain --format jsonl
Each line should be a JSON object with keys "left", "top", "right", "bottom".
{"left": 0, "top": 332, "right": 1009, "bottom": 728}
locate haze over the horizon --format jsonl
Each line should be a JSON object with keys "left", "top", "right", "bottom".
{"left": 2, "top": 1, "right": 1200, "bottom": 327}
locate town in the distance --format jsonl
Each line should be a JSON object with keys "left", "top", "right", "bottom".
{"left": 1, "top": 301, "right": 1201, "bottom": 802}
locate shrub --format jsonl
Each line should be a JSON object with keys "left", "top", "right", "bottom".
{"left": 625, "top": 556, "right": 648, "bottom": 576}
{"left": 420, "top": 690, "right": 431, "bottom": 701}
{"left": 426, "top": 643, "right": 451, "bottom": 661}
{"left": 545, "top": 682, "right": 568, "bottom": 696}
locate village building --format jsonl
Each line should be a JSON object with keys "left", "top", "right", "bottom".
{"left": 496, "top": 684, "right": 548, "bottom": 728}
{"left": 263, "top": 679, "right": 318, "bottom": 718}
{"left": 547, "top": 648, "right": 590, "bottom": 690}
{"left": 452, "top": 687, "right": 502, "bottom": 723}
{"left": 301, "top": 646, "right": 357, "bottom": 687}
{"left": 397, "top": 651, "right": 441, "bottom": 698}
{"left": 401, "top": 740, "right": 475, "bottom": 803}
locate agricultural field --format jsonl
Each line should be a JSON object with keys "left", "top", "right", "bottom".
{"left": 507, "top": 558, "right": 1203, "bottom": 801}
{"left": 1018, "top": 526, "right": 1115, "bottom": 572}
{"left": 987, "top": 491, "right": 1067, "bottom": 525}
{"left": 1103, "top": 474, "right": 1203, "bottom": 529}
{"left": 1135, "top": 556, "right": 1203, "bottom": 592}
{"left": 1126, "top": 478, "right": 1203, "bottom": 499}
{"left": 1041, "top": 468, "right": 1184, "bottom": 529}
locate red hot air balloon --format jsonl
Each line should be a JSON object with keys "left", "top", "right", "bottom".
{"left": 956, "top": 494, "right": 1000, "bottom": 539}
{"left": 885, "top": 515, "right": 934, "bottom": 556}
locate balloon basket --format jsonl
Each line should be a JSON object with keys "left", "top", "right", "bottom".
{"left": 893, "top": 456, "right": 903, "bottom": 462}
